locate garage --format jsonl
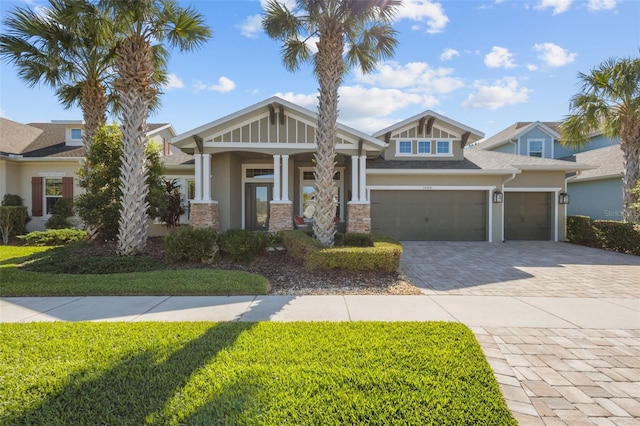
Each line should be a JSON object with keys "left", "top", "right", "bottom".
{"left": 370, "top": 190, "right": 487, "bottom": 241}
{"left": 504, "top": 192, "right": 552, "bottom": 240}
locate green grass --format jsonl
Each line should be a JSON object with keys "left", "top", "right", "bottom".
{"left": 0, "top": 246, "right": 269, "bottom": 296}
{"left": 0, "top": 322, "right": 515, "bottom": 425}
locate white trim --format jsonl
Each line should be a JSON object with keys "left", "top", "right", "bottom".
{"left": 367, "top": 169, "right": 517, "bottom": 175}
{"left": 487, "top": 190, "right": 493, "bottom": 243}
{"left": 273, "top": 155, "right": 281, "bottom": 202}
{"left": 38, "top": 172, "right": 66, "bottom": 177}
{"left": 190, "top": 200, "right": 219, "bottom": 205}
{"left": 194, "top": 154, "right": 202, "bottom": 201}
{"left": 281, "top": 154, "right": 290, "bottom": 202}
{"left": 396, "top": 140, "right": 413, "bottom": 156}
{"left": 351, "top": 155, "right": 359, "bottom": 201}
{"left": 503, "top": 187, "right": 562, "bottom": 192}
{"left": 359, "top": 155, "right": 367, "bottom": 202}
{"left": 202, "top": 153, "right": 211, "bottom": 201}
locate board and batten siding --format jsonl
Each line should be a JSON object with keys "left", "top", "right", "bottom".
{"left": 517, "top": 127, "right": 554, "bottom": 158}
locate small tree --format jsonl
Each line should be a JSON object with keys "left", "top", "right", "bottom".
{"left": 0, "top": 206, "right": 28, "bottom": 244}
{"left": 75, "top": 124, "right": 166, "bottom": 241}
{"left": 45, "top": 198, "right": 74, "bottom": 229}
{"left": 1, "top": 194, "right": 30, "bottom": 236}
{"left": 158, "top": 179, "right": 185, "bottom": 228}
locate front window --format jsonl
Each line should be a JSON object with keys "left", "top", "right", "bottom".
{"left": 529, "top": 140, "right": 543, "bottom": 157}
{"left": 436, "top": 140, "right": 451, "bottom": 155}
{"left": 398, "top": 141, "right": 412, "bottom": 154}
{"left": 45, "top": 178, "right": 62, "bottom": 214}
{"left": 418, "top": 141, "right": 431, "bottom": 154}
{"left": 70, "top": 128, "right": 82, "bottom": 140}
{"left": 300, "top": 168, "right": 343, "bottom": 220}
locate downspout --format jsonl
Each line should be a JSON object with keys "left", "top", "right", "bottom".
{"left": 561, "top": 175, "right": 573, "bottom": 242}
{"left": 500, "top": 172, "right": 519, "bottom": 242}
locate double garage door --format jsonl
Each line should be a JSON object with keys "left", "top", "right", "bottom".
{"left": 370, "top": 190, "right": 553, "bottom": 241}
{"left": 371, "top": 190, "right": 487, "bottom": 241}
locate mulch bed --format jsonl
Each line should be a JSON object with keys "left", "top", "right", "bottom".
{"left": 77, "top": 237, "right": 422, "bottom": 295}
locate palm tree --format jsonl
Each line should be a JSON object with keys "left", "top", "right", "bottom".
{"left": 103, "top": 0, "right": 211, "bottom": 255}
{"left": 0, "top": 0, "right": 114, "bottom": 154}
{"left": 560, "top": 57, "right": 640, "bottom": 223}
{"left": 263, "top": 0, "right": 400, "bottom": 246}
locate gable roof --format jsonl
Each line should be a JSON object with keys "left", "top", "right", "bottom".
{"left": 172, "top": 96, "right": 387, "bottom": 151}
{"left": 373, "top": 110, "right": 484, "bottom": 146}
{"left": 474, "top": 121, "right": 560, "bottom": 151}
{"left": 368, "top": 148, "right": 594, "bottom": 174}
{"left": 567, "top": 145, "right": 623, "bottom": 182}
{"left": 0, "top": 118, "right": 43, "bottom": 155}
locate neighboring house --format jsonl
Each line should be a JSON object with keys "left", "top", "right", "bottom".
{"left": 0, "top": 117, "right": 192, "bottom": 234}
{"left": 171, "top": 97, "right": 590, "bottom": 241}
{"left": 473, "top": 121, "right": 622, "bottom": 221}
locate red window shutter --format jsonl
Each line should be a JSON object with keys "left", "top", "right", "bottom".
{"left": 62, "top": 177, "right": 74, "bottom": 216}
{"left": 31, "top": 177, "right": 43, "bottom": 217}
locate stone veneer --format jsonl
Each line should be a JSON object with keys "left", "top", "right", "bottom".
{"left": 347, "top": 202, "right": 371, "bottom": 233}
{"left": 190, "top": 201, "right": 220, "bottom": 231}
{"left": 268, "top": 202, "right": 293, "bottom": 232}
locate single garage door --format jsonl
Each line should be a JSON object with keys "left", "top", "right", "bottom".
{"left": 504, "top": 192, "right": 552, "bottom": 240}
{"left": 371, "top": 190, "right": 486, "bottom": 241}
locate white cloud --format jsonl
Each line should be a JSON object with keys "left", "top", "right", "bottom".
{"left": 163, "top": 74, "right": 184, "bottom": 90}
{"left": 354, "top": 61, "right": 464, "bottom": 94}
{"left": 527, "top": 63, "right": 539, "bottom": 71}
{"left": 534, "top": 0, "right": 573, "bottom": 14}
{"left": 587, "top": 0, "right": 617, "bottom": 11}
{"left": 193, "top": 76, "right": 236, "bottom": 93}
{"left": 396, "top": 0, "right": 449, "bottom": 34}
{"left": 484, "top": 46, "right": 516, "bottom": 69}
{"left": 440, "top": 48, "right": 459, "bottom": 61}
{"left": 274, "top": 92, "right": 317, "bottom": 109}
{"left": 461, "top": 77, "right": 530, "bottom": 110}
{"left": 534, "top": 42, "right": 577, "bottom": 67}
{"left": 237, "top": 14, "right": 262, "bottom": 38}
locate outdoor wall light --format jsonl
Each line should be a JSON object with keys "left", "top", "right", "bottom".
{"left": 559, "top": 192, "right": 570, "bottom": 205}
{"left": 492, "top": 190, "right": 503, "bottom": 203}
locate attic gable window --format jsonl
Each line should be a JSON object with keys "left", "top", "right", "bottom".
{"left": 395, "top": 139, "right": 453, "bottom": 157}
{"left": 528, "top": 140, "right": 543, "bottom": 158}
{"left": 70, "top": 128, "right": 82, "bottom": 140}
{"left": 398, "top": 141, "right": 412, "bottom": 154}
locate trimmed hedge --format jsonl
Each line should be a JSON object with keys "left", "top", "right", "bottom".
{"left": 19, "top": 229, "right": 87, "bottom": 246}
{"left": 567, "top": 215, "right": 640, "bottom": 256}
{"left": 281, "top": 230, "right": 402, "bottom": 272}
{"left": 164, "top": 226, "right": 218, "bottom": 263}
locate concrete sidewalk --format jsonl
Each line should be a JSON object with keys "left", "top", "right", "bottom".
{"left": 1, "top": 294, "right": 638, "bottom": 328}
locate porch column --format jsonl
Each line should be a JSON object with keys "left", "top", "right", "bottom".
{"left": 202, "top": 153, "right": 211, "bottom": 201}
{"left": 281, "top": 154, "right": 289, "bottom": 201}
{"left": 194, "top": 154, "right": 203, "bottom": 201}
{"left": 359, "top": 155, "right": 367, "bottom": 202}
{"left": 351, "top": 155, "right": 359, "bottom": 201}
{"left": 273, "top": 154, "right": 281, "bottom": 201}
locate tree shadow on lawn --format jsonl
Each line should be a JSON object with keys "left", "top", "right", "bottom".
{"left": 8, "top": 322, "right": 256, "bottom": 425}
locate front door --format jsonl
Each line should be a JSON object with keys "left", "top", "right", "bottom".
{"left": 245, "top": 183, "right": 272, "bottom": 231}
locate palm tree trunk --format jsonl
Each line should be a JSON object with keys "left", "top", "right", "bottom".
{"left": 80, "top": 79, "right": 107, "bottom": 240}
{"left": 114, "top": 35, "right": 156, "bottom": 255}
{"left": 312, "top": 28, "right": 344, "bottom": 246}
{"left": 620, "top": 119, "right": 640, "bottom": 223}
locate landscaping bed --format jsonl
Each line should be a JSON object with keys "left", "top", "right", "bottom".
{"left": 0, "top": 322, "right": 515, "bottom": 425}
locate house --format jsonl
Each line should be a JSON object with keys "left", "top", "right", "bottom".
{"left": 472, "top": 121, "right": 623, "bottom": 221}
{"left": 171, "top": 97, "right": 591, "bottom": 241}
{"left": 0, "top": 117, "right": 193, "bottom": 234}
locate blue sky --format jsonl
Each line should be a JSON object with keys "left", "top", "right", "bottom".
{"left": 1, "top": 0, "right": 638, "bottom": 139}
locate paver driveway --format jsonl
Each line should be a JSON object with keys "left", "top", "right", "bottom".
{"left": 402, "top": 241, "right": 640, "bottom": 298}
{"left": 402, "top": 241, "right": 640, "bottom": 425}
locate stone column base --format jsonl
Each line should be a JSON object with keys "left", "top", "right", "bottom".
{"left": 347, "top": 202, "right": 371, "bottom": 234}
{"left": 269, "top": 201, "right": 293, "bottom": 232}
{"left": 190, "top": 201, "right": 219, "bottom": 231}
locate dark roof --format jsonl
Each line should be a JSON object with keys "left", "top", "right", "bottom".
{"left": 368, "top": 149, "right": 592, "bottom": 173}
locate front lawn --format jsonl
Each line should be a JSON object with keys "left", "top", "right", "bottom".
{"left": 0, "top": 246, "right": 269, "bottom": 296}
{"left": 0, "top": 322, "right": 515, "bottom": 425}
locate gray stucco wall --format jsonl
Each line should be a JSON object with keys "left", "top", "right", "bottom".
{"left": 567, "top": 178, "right": 623, "bottom": 220}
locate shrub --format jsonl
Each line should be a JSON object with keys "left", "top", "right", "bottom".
{"left": 281, "top": 231, "right": 402, "bottom": 272}
{"left": 1, "top": 194, "right": 24, "bottom": 207}
{"left": 592, "top": 220, "right": 640, "bottom": 256}
{"left": 218, "top": 229, "right": 267, "bottom": 263}
{"left": 566, "top": 215, "right": 598, "bottom": 247}
{"left": 0, "top": 206, "right": 29, "bottom": 244}
{"left": 334, "top": 232, "right": 345, "bottom": 247}
{"left": 566, "top": 216, "right": 640, "bottom": 256}
{"left": 344, "top": 232, "right": 374, "bottom": 247}
{"left": 45, "top": 198, "right": 74, "bottom": 230}
{"left": 163, "top": 226, "right": 218, "bottom": 263}
{"left": 19, "top": 229, "right": 87, "bottom": 246}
